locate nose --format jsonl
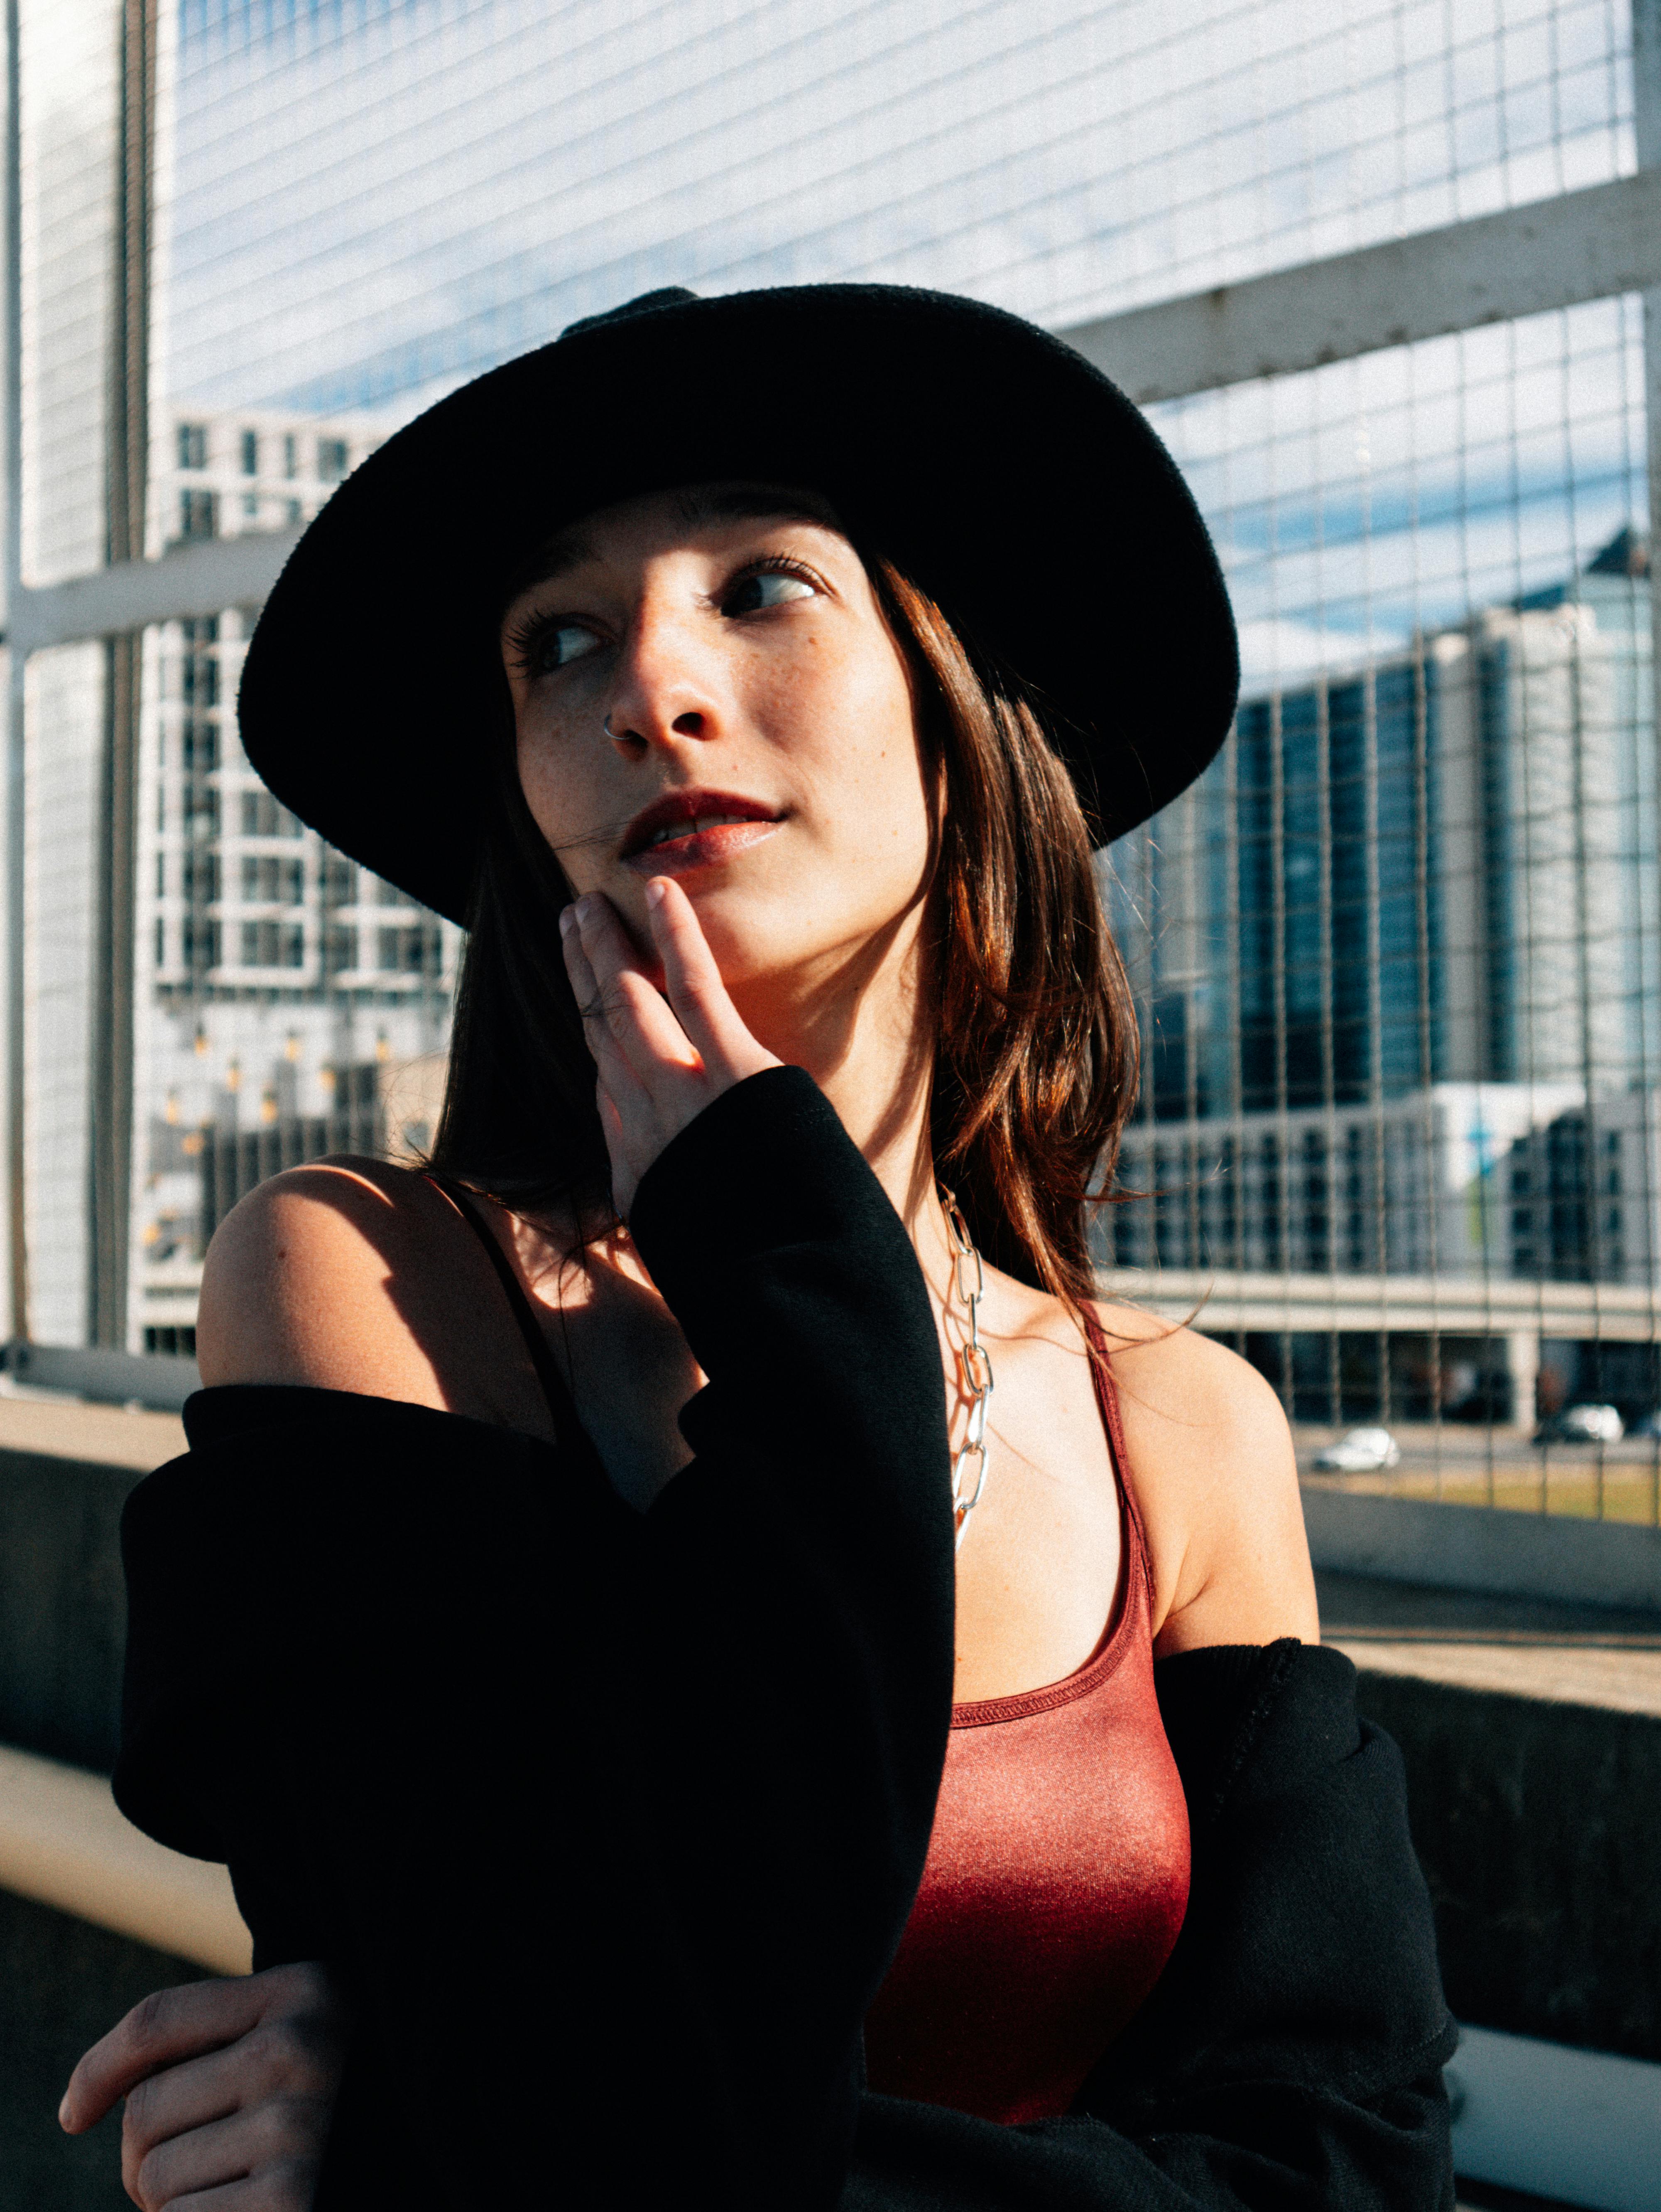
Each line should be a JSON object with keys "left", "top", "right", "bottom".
{"left": 603, "top": 599, "right": 727, "bottom": 759}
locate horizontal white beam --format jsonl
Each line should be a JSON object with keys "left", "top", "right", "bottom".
{"left": 1106, "top": 1266, "right": 1661, "bottom": 1343}
{"left": 1062, "top": 169, "right": 1661, "bottom": 404}
{"left": 5, "top": 523, "right": 301, "bottom": 656}
{"left": 7, "top": 174, "right": 1659, "bottom": 656}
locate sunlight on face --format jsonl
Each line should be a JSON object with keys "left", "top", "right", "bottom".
{"left": 498, "top": 482, "right": 935, "bottom": 1012}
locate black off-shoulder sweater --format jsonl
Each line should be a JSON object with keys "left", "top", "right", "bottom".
{"left": 113, "top": 1069, "right": 1456, "bottom": 2211}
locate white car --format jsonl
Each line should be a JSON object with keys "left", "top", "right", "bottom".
{"left": 1311, "top": 1426, "right": 1401, "bottom": 1473}
{"left": 1539, "top": 1402, "right": 1624, "bottom": 1444}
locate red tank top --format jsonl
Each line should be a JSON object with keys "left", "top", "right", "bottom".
{"left": 862, "top": 1323, "right": 1191, "bottom": 2124}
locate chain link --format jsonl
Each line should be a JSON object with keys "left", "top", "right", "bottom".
{"left": 939, "top": 1183, "right": 993, "bottom": 1552}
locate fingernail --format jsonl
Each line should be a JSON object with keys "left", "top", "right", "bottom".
{"left": 644, "top": 879, "right": 666, "bottom": 908}
{"left": 558, "top": 905, "right": 576, "bottom": 937}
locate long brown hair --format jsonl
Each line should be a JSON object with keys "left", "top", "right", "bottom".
{"left": 429, "top": 557, "right": 1139, "bottom": 1307}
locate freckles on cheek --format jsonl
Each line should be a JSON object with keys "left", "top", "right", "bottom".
{"left": 516, "top": 732, "right": 593, "bottom": 889}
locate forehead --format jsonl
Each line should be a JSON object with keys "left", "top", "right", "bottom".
{"left": 503, "top": 480, "right": 845, "bottom": 603}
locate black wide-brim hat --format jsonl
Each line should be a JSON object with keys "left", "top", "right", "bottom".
{"left": 239, "top": 284, "right": 1238, "bottom": 925}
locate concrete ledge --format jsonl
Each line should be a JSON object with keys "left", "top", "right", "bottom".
{"left": 0, "top": 1744, "right": 248, "bottom": 1976}
{"left": 1303, "top": 1485, "right": 1661, "bottom": 1612}
{"left": 1449, "top": 2024, "right": 1661, "bottom": 2212}
{"left": 3, "top": 1342, "right": 200, "bottom": 1412}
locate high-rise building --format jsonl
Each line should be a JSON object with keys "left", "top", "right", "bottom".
{"left": 1108, "top": 533, "right": 1656, "bottom": 1290}
{"left": 129, "top": 406, "right": 458, "bottom": 1355}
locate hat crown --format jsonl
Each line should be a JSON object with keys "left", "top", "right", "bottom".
{"left": 560, "top": 286, "right": 699, "bottom": 341}
{"left": 240, "top": 281, "right": 1237, "bottom": 923}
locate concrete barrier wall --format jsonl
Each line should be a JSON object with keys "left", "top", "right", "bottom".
{"left": 4, "top": 1441, "right": 1659, "bottom": 2148}
{"left": 0, "top": 1886, "right": 206, "bottom": 2212}
{"left": 1303, "top": 1484, "right": 1661, "bottom": 1612}
{"left": 1357, "top": 1667, "right": 1661, "bottom": 2063}
{"left": 0, "top": 1451, "right": 141, "bottom": 1772}
{"left": 0, "top": 1448, "right": 232, "bottom": 2211}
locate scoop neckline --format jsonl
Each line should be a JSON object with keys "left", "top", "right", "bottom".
{"left": 948, "top": 1434, "right": 1141, "bottom": 1730}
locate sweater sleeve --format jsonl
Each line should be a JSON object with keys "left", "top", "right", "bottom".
{"left": 843, "top": 1642, "right": 1457, "bottom": 2212}
{"left": 115, "top": 1067, "right": 956, "bottom": 2212}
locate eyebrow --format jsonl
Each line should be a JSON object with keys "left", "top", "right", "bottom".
{"left": 672, "top": 483, "right": 843, "bottom": 531}
{"left": 501, "top": 483, "right": 843, "bottom": 606}
{"left": 502, "top": 529, "right": 600, "bottom": 600}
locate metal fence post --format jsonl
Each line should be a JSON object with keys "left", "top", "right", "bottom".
{"left": 2, "top": 0, "right": 24, "bottom": 1349}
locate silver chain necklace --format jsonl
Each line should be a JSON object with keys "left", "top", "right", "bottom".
{"left": 939, "top": 1184, "right": 993, "bottom": 1553}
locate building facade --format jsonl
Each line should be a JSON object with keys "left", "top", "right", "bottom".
{"left": 129, "top": 406, "right": 457, "bottom": 1353}
{"left": 1103, "top": 535, "right": 1657, "bottom": 1422}
{"left": 1114, "top": 533, "right": 1655, "bottom": 1129}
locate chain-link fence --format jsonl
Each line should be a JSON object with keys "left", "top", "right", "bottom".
{"left": 6, "top": 0, "right": 1661, "bottom": 1522}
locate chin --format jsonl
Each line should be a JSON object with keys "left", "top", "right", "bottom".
{"left": 692, "top": 908, "right": 814, "bottom": 986}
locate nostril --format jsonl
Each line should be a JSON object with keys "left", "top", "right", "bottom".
{"left": 671, "top": 711, "right": 705, "bottom": 736}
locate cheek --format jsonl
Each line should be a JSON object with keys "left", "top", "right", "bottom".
{"left": 839, "top": 664, "right": 934, "bottom": 873}
{"left": 780, "top": 637, "right": 931, "bottom": 856}
{"left": 515, "top": 722, "right": 606, "bottom": 894}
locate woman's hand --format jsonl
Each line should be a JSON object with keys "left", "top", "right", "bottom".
{"left": 562, "top": 877, "right": 780, "bottom": 1216}
{"left": 59, "top": 1961, "right": 350, "bottom": 2212}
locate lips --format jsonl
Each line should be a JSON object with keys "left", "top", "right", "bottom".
{"left": 620, "top": 788, "right": 784, "bottom": 877}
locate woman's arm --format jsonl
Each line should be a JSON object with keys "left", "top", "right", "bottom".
{"left": 1102, "top": 1316, "right": 1320, "bottom": 1653}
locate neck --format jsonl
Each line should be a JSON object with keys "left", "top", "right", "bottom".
{"left": 727, "top": 917, "right": 954, "bottom": 1276}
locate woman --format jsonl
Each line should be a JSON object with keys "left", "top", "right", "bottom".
{"left": 62, "top": 286, "right": 1453, "bottom": 2211}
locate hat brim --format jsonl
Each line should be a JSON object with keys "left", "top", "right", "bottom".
{"left": 238, "top": 284, "right": 1238, "bottom": 925}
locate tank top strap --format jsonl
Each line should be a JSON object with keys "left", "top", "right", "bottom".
{"left": 1078, "top": 1300, "right": 1155, "bottom": 1617}
{"left": 423, "top": 1170, "right": 590, "bottom": 1462}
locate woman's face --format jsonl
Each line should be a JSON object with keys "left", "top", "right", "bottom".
{"left": 498, "top": 482, "right": 933, "bottom": 1007}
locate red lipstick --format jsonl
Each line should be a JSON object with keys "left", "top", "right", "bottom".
{"left": 620, "top": 788, "right": 785, "bottom": 879}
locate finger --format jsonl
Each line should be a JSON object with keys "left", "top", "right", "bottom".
{"left": 120, "top": 2046, "right": 248, "bottom": 2183}
{"left": 62, "top": 1980, "right": 266, "bottom": 2135}
{"left": 573, "top": 897, "right": 704, "bottom": 1085}
{"left": 594, "top": 1077, "right": 638, "bottom": 1216}
{"left": 134, "top": 2101, "right": 323, "bottom": 2212}
{"left": 118, "top": 2000, "right": 336, "bottom": 2181}
{"left": 561, "top": 904, "right": 643, "bottom": 1099}
{"left": 643, "top": 876, "right": 754, "bottom": 1071}
{"left": 154, "top": 2169, "right": 318, "bottom": 2212}
{"left": 568, "top": 944, "right": 684, "bottom": 1116}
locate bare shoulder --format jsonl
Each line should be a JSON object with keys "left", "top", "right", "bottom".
{"left": 1090, "top": 1300, "right": 1319, "bottom": 1654}
{"left": 197, "top": 1157, "right": 545, "bottom": 1430}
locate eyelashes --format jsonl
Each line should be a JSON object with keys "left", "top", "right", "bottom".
{"left": 504, "top": 608, "right": 595, "bottom": 679}
{"left": 736, "top": 553, "right": 823, "bottom": 597}
{"left": 503, "top": 554, "right": 828, "bottom": 679}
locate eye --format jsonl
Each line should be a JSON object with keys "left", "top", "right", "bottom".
{"left": 505, "top": 610, "right": 603, "bottom": 678}
{"left": 725, "top": 565, "right": 817, "bottom": 616}
{"left": 536, "top": 622, "right": 602, "bottom": 673}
